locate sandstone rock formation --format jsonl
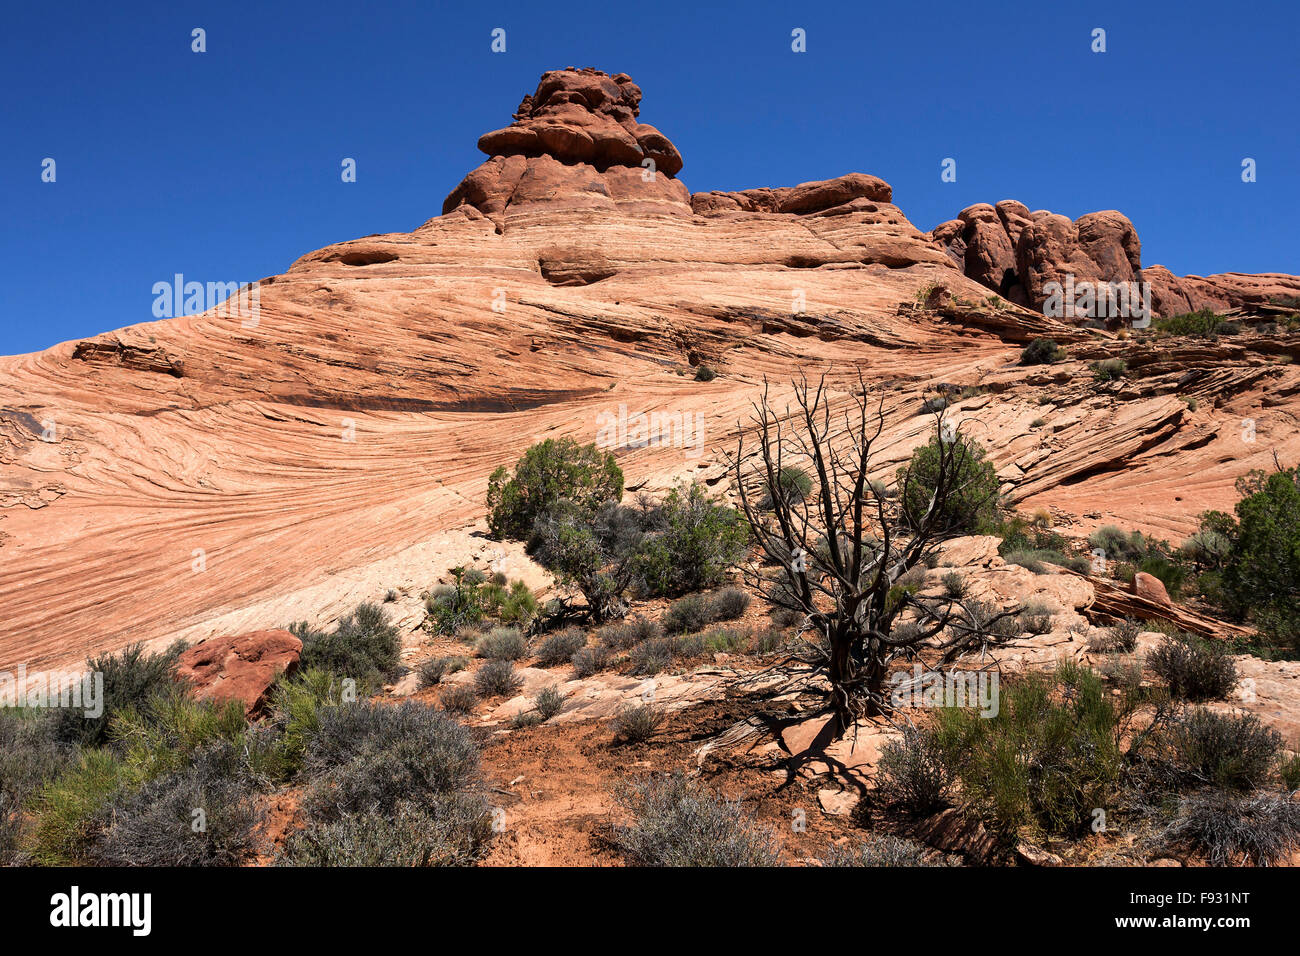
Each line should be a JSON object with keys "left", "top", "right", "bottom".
{"left": 1, "top": 66, "right": 1298, "bottom": 674}
{"left": 930, "top": 203, "right": 1299, "bottom": 318}
{"left": 175, "top": 629, "right": 302, "bottom": 714}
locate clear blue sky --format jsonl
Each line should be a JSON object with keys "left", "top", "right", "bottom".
{"left": 3, "top": 0, "right": 1296, "bottom": 356}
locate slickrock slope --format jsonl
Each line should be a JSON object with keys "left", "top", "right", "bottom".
{"left": 1, "top": 67, "right": 1298, "bottom": 671}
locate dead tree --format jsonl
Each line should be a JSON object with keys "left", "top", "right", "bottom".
{"left": 728, "top": 373, "right": 1016, "bottom": 731}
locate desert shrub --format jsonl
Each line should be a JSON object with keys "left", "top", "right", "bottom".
{"left": 418, "top": 655, "right": 468, "bottom": 688}
{"left": 628, "top": 638, "right": 675, "bottom": 676}
{"left": 297, "top": 602, "right": 400, "bottom": 687}
{"left": 534, "top": 628, "right": 586, "bottom": 666}
{"left": 662, "top": 593, "right": 715, "bottom": 634}
{"left": 1147, "top": 634, "right": 1237, "bottom": 701}
{"left": 1155, "top": 308, "right": 1222, "bottom": 338}
{"left": 920, "top": 395, "right": 949, "bottom": 414}
{"left": 898, "top": 430, "right": 1000, "bottom": 534}
{"left": 751, "top": 628, "right": 784, "bottom": 654}
{"left": 498, "top": 580, "right": 539, "bottom": 626}
{"left": 1019, "top": 338, "right": 1063, "bottom": 366}
{"left": 570, "top": 645, "right": 611, "bottom": 678}
{"left": 27, "top": 748, "right": 130, "bottom": 865}
{"left": 533, "top": 686, "right": 567, "bottom": 721}
{"left": 934, "top": 663, "right": 1122, "bottom": 844}
{"left": 630, "top": 482, "right": 748, "bottom": 597}
{"left": 1161, "top": 790, "right": 1300, "bottom": 866}
{"left": 0, "top": 711, "right": 75, "bottom": 864}
{"left": 511, "top": 711, "right": 544, "bottom": 729}
{"left": 1160, "top": 709, "right": 1280, "bottom": 791}
{"left": 710, "top": 587, "right": 751, "bottom": 621}
{"left": 613, "top": 773, "right": 780, "bottom": 866}
{"left": 303, "top": 701, "right": 481, "bottom": 820}
{"left": 1087, "top": 525, "right": 1147, "bottom": 563}
{"left": 110, "top": 690, "right": 251, "bottom": 784}
{"left": 764, "top": 465, "right": 813, "bottom": 506}
{"left": 1209, "top": 467, "right": 1300, "bottom": 650}
{"left": 424, "top": 568, "right": 488, "bottom": 635}
{"left": 1017, "top": 600, "right": 1055, "bottom": 635}
{"left": 487, "top": 437, "right": 623, "bottom": 539}
{"left": 961, "top": 600, "right": 1020, "bottom": 640}
{"left": 1090, "top": 358, "right": 1127, "bottom": 382}
{"left": 1090, "top": 618, "right": 1140, "bottom": 653}
{"left": 93, "top": 740, "right": 263, "bottom": 866}
{"left": 876, "top": 726, "right": 954, "bottom": 815}
{"left": 474, "top": 660, "right": 524, "bottom": 698}
{"left": 439, "top": 684, "right": 480, "bottom": 714}
{"left": 694, "top": 364, "right": 716, "bottom": 382}
{"left": 1180, "top": 528, "right": 1231, "bottom": 569}
{"left": 1282, "top": 755, "right": 1300, "bottom": 791}
{"left": 279, "top": 795, "right": 492, "bottom": 866}
{"left": 54, "top": 642, "right": 186, "bottom": 748}
{"left": 611, "top": 703, "right": 664, "bottom": 744}
{"left": 475, "top": 626, "right": 527, "bottom": 661}
{"left": 598, "top": 617, "right": 661, "bottom": 650}
{"left": 941, "top": 572, "right": 967, "bottom": 599}
{"left": 770, "top": 607, "right": 804, "bottom": 630}
{"left": 701, "top": 627, "right": 750, "bottom": 653}
{"left": 821, "top": 834, "right": 939, "bottom": 867}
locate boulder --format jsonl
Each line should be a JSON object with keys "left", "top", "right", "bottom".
{"left": 176, "top": 629, "right": 301, "bottom": 715}
{"left": 1132, "top": 571, "right": 1172, "bottom": 606}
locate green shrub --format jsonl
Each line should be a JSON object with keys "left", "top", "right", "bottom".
{"left": 1091, "top": 618, "right": 1140, "bottom": 653}
{"left": 278, "top": 795, "right": 492, "bottom": 866}
{"left": 694, "top": 365, "right": 717, "bottom": 382}
{"left": 28, "top": 748, "right": 129, "bottom": 865}
{"left": 418, "top": 655, "right": 468, "bottom": 688}
{"left": 303, "top": 701, "right": 481, "bottom": 820}
{"left": 1160, "top": 709, "right": 1280, "bottom": 791}
{"left": 1161, "top": 790, "right": 1300, "bottom": 866}
{"left": 486, "top": 437, "right": 623, "bottom": 539}
{"left": 498, "top": 580, "right": 539, "bottom": 626}
{"left": 876, "top": 726, "right": 954, "bottom": 815}
{"left": 628, "top": 638, "right": 675, "bottom": 676}
{"left": 475, "top": 626, "right": 527, "bottom": 661}
{"left": 1155, "top": 308, "right": 1222, "bottom": 338}
{"left": 474, "top": 660, "right": 524, "bottom": 698}
{"left": 1147, "top": 634, "right": 1237, "bottom": 701}
{"left": 439, "top": 684, "right": 480, "bottom": 714}
{"left": 93, "top": 740, "right": 263, "bottom": 866}
{"left": 1017, "top": 600, "right": 1055, "bottom": 635}
{"left": 612, "top": 703, "right": 664, "bottom": 744}
{"left": 663, "top": 593, "right": 715, "bottom": 634}
{"left": 1090, "top": 358, "right": 1127, "bottom": 382}
{"left": 598, "top": 617, "right": 661, "bottom": 650}
{"left": 534, "top": 686, "right": 567, "bottom": 721}
{"left": 700, "top": 627, "right": 750, "bottom": 654}
{"left": 111, "top": 690, "right": 250, "bottom": 784}
{"left": 631, "top": 482, "right": 748, "bottom": 597}
{"left": 54, "top": 642, "right": 186, "bottom": 749}
{"left": 765, "top": 465, "right": 813, "bottom": 506}
{"left": 1087, "top": 525, "right": 1147, "bottom": 562}
{"left": 941, "top": 572, "right": 967, "bottom": 599}
{"left": 424, "top": 568, "right": 487, "bottom": 635}
{"left": 1019, "top": 338, "right": 1063, "bottom": 366}
{"left": 933, "top": 664, "right": 1122, "bottom": 844}
{"left": 1138, "top": 554, "right": 1187, "bottom": 599}
{"left": 534, "top": 628, "right": 586, "bottom": 666}
{"left": 296, "top": 602, "right": 400, "bottom": 687}
{"left": 1281, "top": 754, "right": 1300, "bottom": 791}
{"left": 571, "top": 645, "right": 611, "bottom": 678}
{"left": 0, "top": 711, "right": 74, "bottom": 864}
{"left": 898, "top": 430, "right": 1000, "bottom": 534}
{"left": 710, "top": 588, "right": 751, "bottom": 620}
{"left": 613, "top": 773, "right": 780, "bottom": 866}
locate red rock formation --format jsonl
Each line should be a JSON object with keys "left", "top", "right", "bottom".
{"left": 176, "top": 629, "right": 302, "bottom": 714}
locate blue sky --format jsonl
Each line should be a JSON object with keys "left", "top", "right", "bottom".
{"left": 2, "top": 0, "right": 1296, "bottom": 355}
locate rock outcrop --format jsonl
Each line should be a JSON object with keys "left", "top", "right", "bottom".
{"left": 932, "top": 202, "right": 1299, "bottom": 319}
{"left": 176, "top": 629, "right": 302, "bottom": 714}
{"left": 443, "top": 67, "right": 691, "bottom": 227}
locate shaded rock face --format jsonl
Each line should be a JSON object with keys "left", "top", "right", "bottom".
{"left": 444, "top": 67, "right": 691, "bottom": 226}
{"left": 176, "top": 630, "right": 302, "bottom": 715}
{"left": 932, "top": 203, "right": 1142, "bottom": 312}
